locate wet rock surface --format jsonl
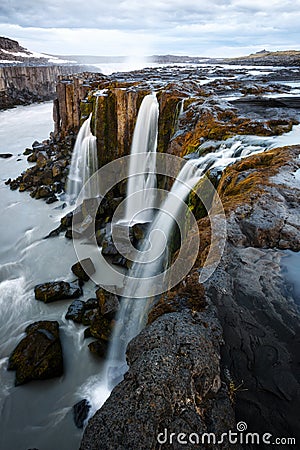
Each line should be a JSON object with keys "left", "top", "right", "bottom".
{"left": 65, "top": 299, "right": 86, "bottom": 323}
{"left": 5, "top": 60, "right": 300, "bottom": 449}
{"left": 73, "top": 399, "right": 91, "bottom": 429}
{"left": 196, "top": 146, "right": 300, "bottom": 445}
{"left": 7, "top": 321, "right": 63, "bottom": 386}
{"left": 8, "top": 64, "right": 300, "bottom": 202}
{"left": 80, "top": 308, "right": 235, "bottom": 450}
{"left": 71, "top": 258, "right": 96, "bottom": 281}
{"left": 34, "top": 280, "right": 82, "bottom": 303}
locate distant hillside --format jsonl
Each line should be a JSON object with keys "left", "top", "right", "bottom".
{"left": 225, "top": 49, "right": 300, "bottom": 66}
{"left": 0, "top": 36, "right": 74, "bottom": 66}
{"left": 51, "top": 50, "right": 300, "bottom": 68}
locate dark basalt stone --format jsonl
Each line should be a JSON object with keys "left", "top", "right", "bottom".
{"left": 65, "top": 299, "right": 86, "bottom": 323}
{"left": 96, "top": 288, "right": 119, "bottom": 320}
{"left": 80, "top": 310, "right": 234, "bottom": 450}
{"left": 7, "top": 321, "right": 63, "bottom": 386}
{"left": 34, "top": 280, "right": 82, "bottom": 303}
{"left": 73, "top": 399, "right": 91, "bottom": 429}
{"left": 84, "top": 298, "right": 98, "bottom": 310}
{"left": 82, "top": 308, "right": 98, "bottom": 326}
{"left": 89, "top": 312, "right": 112, "bottom": 341}
{"left": 60, "top": 211, "right": 73, "bottom": 228}
{"left": 33, "top": 185, "right": 52, "bottom": 199}
{"left": 71, "top": 258, "right": 96, "bottom": 282}
{"left": 101, "top": 235, "right": 119, "bottom": 256}
{"left": 0, "top": 153, "right": 13, "bottom": 158}
{"left": 45, "top": 195, "right": 58, "bottom": 204}
{"left": 88, "top": 339, "right": 108, "bottom": 358}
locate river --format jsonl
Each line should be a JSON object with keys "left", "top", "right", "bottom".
{"left": 0, "top": 102, "right": 103, "bottom": 450}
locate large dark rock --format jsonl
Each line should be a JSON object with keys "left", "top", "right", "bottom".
{"left": 7, "top": 321, "right": 63, "bottom": 386}
{"left": 89, "top": 312, "right": 112, "bottom": 341}
{"left": 80, "top": 308, "right": 234, "bottom": 450}
{"left": 34, "top": 280, "right": 82, "bottom": 303}
{"left": 0, "top": 153, "right": 13, "bottom": 158}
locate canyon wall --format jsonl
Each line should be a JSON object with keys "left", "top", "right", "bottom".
{"left": 0, "top": 65, "right": 83, "bottom": 109}
{"left": 53, "top": 74, "right": 184, "bottom": 167}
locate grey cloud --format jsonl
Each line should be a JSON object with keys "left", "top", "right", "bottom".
{"left": 0, "top": 0, "right": 299, "bottom": 56}
{"left": 0, "top": 0, "right": 271, "bottom": 29}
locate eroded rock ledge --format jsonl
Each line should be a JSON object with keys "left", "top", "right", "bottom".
{"left": 80, "top": 307, "right": 235, "bottom": 450}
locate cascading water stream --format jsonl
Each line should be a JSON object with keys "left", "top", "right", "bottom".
{"left": 83, "top": 156, "right": 211, "bottom": 417}
{"left": 124, "top": 93, "right": 159, "bottom": 223}
{"left": 108, "top": 160, "right": 206, "bottom": 371}
{"left": 66, "top": 114, "right": 98, "bottom": 203}
{"left": 81, "top": 114, "right": 300, "bottom": 419}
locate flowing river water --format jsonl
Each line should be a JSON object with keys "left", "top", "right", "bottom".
{"left": 0, "top": 102, "right": 104, "bottom": 450}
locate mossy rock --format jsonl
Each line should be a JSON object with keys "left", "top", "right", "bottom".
{"left": 7, "top": 321, "right": 63, "bottom": 386}
{"left": 90, "top": 312, "right": 112, "bottom": 341}
{"left": 88, "top": 339, "right": 108, "bottom": 358}
{"left": 34, "top": 281, "right": 82, "bottom": 303}
{"left": 188, "top": 174, "right": 217, "bottom": 221}
{"left": 71, "top": 258, "right": 96, "bottom": 282}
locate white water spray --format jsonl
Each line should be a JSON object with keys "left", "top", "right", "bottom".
{"left": 124, "top": 93, "right": 159, "bottom": 223}
{"left": 66, "top": 114, "right": 98, "bottom": 203}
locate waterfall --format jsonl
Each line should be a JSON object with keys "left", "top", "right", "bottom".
{"left": 82, "top": 156, "right": 209, "bottom": 416}
{"left": 66, "top": 114, "right": 98, "bottom": 203}
{"left": 124, "top": 93, "right": 159, "bottom": 223}
{"left": 81, "top": 114, "right": 288, "bottom": 415}
{"left": 107, "top": 160, "right": 208, "bottom": 378}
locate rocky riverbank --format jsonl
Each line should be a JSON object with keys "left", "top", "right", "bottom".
{"left": 5, "top": 63, "right": 300, "bottom": 449}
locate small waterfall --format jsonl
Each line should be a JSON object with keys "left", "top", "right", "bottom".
{"left": 83, "top": 103, "right": 291, "bottom": 417}
{"left": 108, "top": 160, "right": 207, "bottom": 374}
{"left": 66, "top": 114, "right": 98, "bottom": 203}
{"left": 83, "top": 158, "right": 208, "bottom": 416}
{"left": 124, "top": 93, "right": 159, "bottom": 223}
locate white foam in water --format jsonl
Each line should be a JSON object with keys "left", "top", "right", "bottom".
{"left": 0, "top": 277, "right": 27, "bottom": 323}
{"left": 0, "top": 277, "right": 30, "bottom": 353}
{"left": 79, "top": 375, "right": 111, "bottom": 422}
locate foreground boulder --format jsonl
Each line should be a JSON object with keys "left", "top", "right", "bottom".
{"left": 80, "top": 307, "right": 234, "bottom": 450}
{"left": 34, "top": 280, "right": 82, "bottom": 303}
{"left": 7, "top": 321, "right": 63, "bottom": 386}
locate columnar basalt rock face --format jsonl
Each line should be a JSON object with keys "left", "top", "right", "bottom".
{"left": 53, "top": 73, "right": 108, "bottom": 137}
{"left": 93, "top": 88, "right": 146, "bottom": 166}
{"left": 53, "top": 67, "right": 299, "bottom": 174}
{"left": 53, "top": 74, "right": 185, "bottom": 167}
{"left": 0, "top": 65, "right": 82, "bottom": 109}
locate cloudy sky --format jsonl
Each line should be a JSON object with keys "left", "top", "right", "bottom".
{"left": 0, "top": 0, "right": 299, "bottom": 57}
